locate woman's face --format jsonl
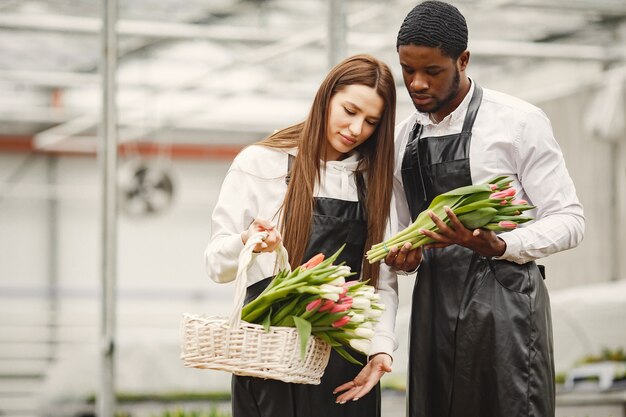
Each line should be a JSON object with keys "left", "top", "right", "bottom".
{"left": 325, "top": 84, "right": 384, "bottom": 161}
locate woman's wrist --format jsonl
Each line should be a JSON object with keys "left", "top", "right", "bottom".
{"left": 368, "top": 352, "right": 393, "bottom": 364}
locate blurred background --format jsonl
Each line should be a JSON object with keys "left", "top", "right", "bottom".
{"left": 0, "top": 0, "right": 625, "bottom": 416}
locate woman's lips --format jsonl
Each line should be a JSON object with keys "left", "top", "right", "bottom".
{"left": 340, "top": 134, "right": 356, "bottom": 145}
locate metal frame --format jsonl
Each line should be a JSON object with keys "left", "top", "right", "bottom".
{"left": 0, "top": 0, "right": 623, "bottom": 151}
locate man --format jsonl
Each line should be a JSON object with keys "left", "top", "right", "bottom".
{"left": 387, "top": 1, "right": 585, "bottom": 416}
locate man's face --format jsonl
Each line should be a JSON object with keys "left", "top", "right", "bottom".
{"left": 398, "top": 44, "right": 467, "bottom": 119}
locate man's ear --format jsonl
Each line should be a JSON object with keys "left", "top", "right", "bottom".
{"left": 458, "top": 50, "right": 470, "bottom": 71}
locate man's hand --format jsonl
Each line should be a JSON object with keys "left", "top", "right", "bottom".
{"left": 333, "top": 353, "right": 392, "bottom": 404}
{"left": 384, "top": 242, "right": 422, "bottom": 272}
{"left": 421, "top": 206, "right": 506, "bottom": 258}
{"left": 241, "top": 218, "right": 282, "bottom": 253}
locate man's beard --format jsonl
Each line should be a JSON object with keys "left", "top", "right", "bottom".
{"left": 419, "top": 69, "right": 461, "bottom": 114}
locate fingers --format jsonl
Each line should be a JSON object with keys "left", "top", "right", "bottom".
{"left": 383, "top": 245, "right": 399, "bottom": 266}
{"left": 384, "top": 243, "right": 421, "bottom": 272}
{"left": 245, "top": 218, "right": 282, "bottom": 252}
{"left": 400, "top": 244, "right": 422, "bottom": 271}
{"left": 333, "top": 380, "right": 355, "bottom": 394}
{"left": 419, "top": 227, "right": 447, "bottom": 243}
{"left": 253, "top": 218, "right": 275, "bottom": 231}
{"left": 333, "top": 355, "right": 392, "bottom": 404}
{"left": 444, "top": 206, "right": 465, "bottom": 230}
{"left": 394, "top": 242, "right": 411, "bottom": 265}
{"left": 335, "top": 380, "right": 375, "bottom": 404}
{"left": 424, "top": 207, "right": 472, "bottom": 245}
{"left": 261, "top": 228, "right": 282, "bottom": 252}
{"left": 427, "top": 209, "right": 451, "bottom": 233}
{"left": 422, "top": 211, "right": 453, "bottom": 244}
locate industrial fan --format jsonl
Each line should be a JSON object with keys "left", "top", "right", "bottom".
{"left": 118, "top": 158, "right": 175, "bottom": 216}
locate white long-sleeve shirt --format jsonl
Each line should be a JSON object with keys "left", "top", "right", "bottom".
{"left": 205, "top": 144, "right": 399, "bottom": 357}
{"left": 393, "top": 82, "right": 585, "bottom": 263}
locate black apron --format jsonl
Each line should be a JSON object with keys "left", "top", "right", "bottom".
{"left": 232, "top": 155, "right": 380, "bottom": 417}
{"left": 402, "top": 86, "right": 555, "bottom": 417}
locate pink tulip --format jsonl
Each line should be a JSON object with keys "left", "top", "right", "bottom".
{"left": 490, "top": 188, "right": 516, "bottom": 199}
{"left": 338, "top": 296, "right": 353, "bottom": 304}
{"left": 342, "top": 280, "right": 360, "bottom": 288}
{"left": 512, "top": 199, "right": 528, "bottom": 205}
{"left": 332, "top": 315, "right": 351, "bottom": 328}
{"left": 301, "top": 253, "right": 325, "bottom": 270}
{"left": 331, "top": 303, "right": 352, "bottom": 313}
{"left": 306, "top": 299, "right": 322, "bottom": 312}
{"left": 499, "top": 220, "right": 518, "bottom": 229}
{"left": 489, "top": 184, "right": 498, "bottom": 190}
{"left": 318, "top": 299, "right": 336, "bottom": 312}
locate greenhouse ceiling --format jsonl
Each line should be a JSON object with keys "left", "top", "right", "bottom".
{"left": 0, "top": 0, "right": 625, "bottom": 153}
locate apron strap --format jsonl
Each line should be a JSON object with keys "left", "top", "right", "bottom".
{"left": 461, "top": 85, "right": 483, "bottom": 133}
{"left": 407, "top": 122, "right": 423, "bottom": 144}
{"left": 355, "top": 171, "right": 367, "bottom": 220}
{"left": 285, "top": 153, "right": 294, "bottom": 185}
{"left": 288, "top": 153, "right": 367, "bottom": 221}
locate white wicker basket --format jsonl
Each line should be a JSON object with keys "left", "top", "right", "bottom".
{"left": 181, "top": 232, "right": 331, "bottom": 384}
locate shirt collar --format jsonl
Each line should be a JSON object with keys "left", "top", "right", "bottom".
{"left": 289, "top": 147, "right": 360, "bottom": 171}
{"left": 413, "top": 78, "right": 475, "bottom": 127}
{"left": 325, "top": 151, "right": 360, "bottom": 171}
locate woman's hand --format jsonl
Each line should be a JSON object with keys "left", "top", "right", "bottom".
{"left": 241, "top": 218, "right": 282, "bottom": 253}
{"left": 333, "top": 353, "right": 392, "bottom": 404}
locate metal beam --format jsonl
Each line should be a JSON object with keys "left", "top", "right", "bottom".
{"left": 31, "top": 0, "right": 625, "bottom": 151}
{"left": 98, "top": 0, "right": 118, "bottom": 416}
{"left": 0, "top": 69, "right": 97, "bottom": 88}
{"left": 0, "top": 13, "right": 288, "bottom": 42}
{"left": 505, "top": 0, "right": 626, "bottom": 15}
{"left": 328, "top": 0, "right": 347, "bottom": 68}
{"left": 33, "top": 2, "right": 394, "bottom": 150}
{"left": 2, "top": 40, "right": 618, "bottom": 91}
{"left": 469, "top": 40, "right": 621, "bottom": 62}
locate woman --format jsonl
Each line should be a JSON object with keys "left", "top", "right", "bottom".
{"left": 205, "top": 54, "right": 398, "bottom": 417}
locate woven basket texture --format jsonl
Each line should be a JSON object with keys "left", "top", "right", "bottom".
{"left": 181, "top": 314, "right": 331, "bottom": 384}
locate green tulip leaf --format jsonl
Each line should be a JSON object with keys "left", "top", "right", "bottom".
{"left": 333, "top": 346, "right": 363, "bottom": 365}
{"left": 262, "top": 308, "right": 272, "bottom": 332}
{"left": 293, "top": 315, "right": 312, "bottom": 360}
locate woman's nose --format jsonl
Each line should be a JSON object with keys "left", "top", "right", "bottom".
{"left": 349, "top": 120, "right": 363, "bottom": 137}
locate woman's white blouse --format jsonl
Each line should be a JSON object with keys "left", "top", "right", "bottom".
{"left": 205, "top": 144, "right": 399, "bottom": 357}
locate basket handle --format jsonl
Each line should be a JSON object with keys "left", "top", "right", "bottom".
{"left": 229, "top": 231, "right": 290, "bottom": 329}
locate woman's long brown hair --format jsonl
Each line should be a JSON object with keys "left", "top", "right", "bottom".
{"left": 256, "top": 54, "right": 396, "bottom": 288}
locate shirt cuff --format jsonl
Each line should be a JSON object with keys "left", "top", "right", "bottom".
{"left": 223, "top": 233, "right": 246, "bottom": 259}
{"left": 492, "top": 232, "right": 522, "bottom": 261}
{"left": 368, "top": 335, "right": 396, "bottom": 361}
{"left": 396, "top": 262, "right": 420, "bottom": 276}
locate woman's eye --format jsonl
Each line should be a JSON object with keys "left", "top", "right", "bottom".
{"left": 344, "top": 107, "right": 356, "bottom": 115}
{"left": 366, "top": 119, "right": 378, "bottom": 126}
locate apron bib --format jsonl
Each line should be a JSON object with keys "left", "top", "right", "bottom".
{"left": 402, "top": 86, "right": 555, "bottom": 417}
{"left": 232, "top": 155, "right": 380, "bottom": 417}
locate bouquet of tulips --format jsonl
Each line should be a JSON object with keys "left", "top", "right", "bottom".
{"left": 241, "top": 246, "right": 384, "bottom": 365}
{"left": 366, "top": 176, "right": 535, "bottom": 263}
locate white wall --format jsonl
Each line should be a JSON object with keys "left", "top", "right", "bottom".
{"left": 537, "top": 87, "right": 625, "bottom": 290}
{"left": 0, "top": 152, "right": 240, "bottom": 401}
